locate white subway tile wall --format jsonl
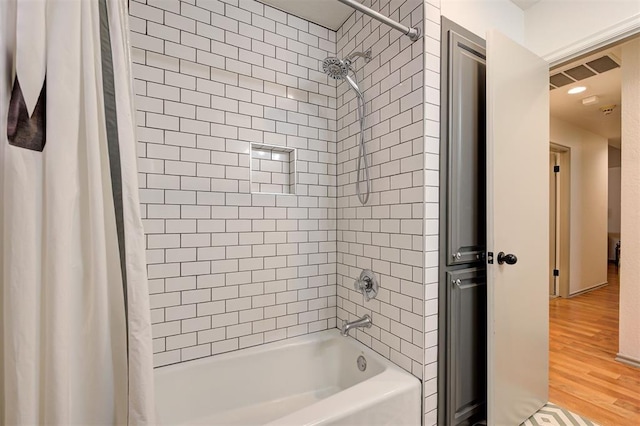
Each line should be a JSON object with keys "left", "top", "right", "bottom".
{"left": 424, "top": 1, "right": 440, "bottom": 424}
{"left": 334, "top": 0, "right": 426, "bottom": 394}
{"left": 131, "top": 0, "right": 339, "bottom": 367}
{"left": 333, "top": 0, "right": 433, "bottom": 423}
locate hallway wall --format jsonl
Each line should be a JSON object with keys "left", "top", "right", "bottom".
{"left": 550, "top": 117, "right": 608, "bottom": 295}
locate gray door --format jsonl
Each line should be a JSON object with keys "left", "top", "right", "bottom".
{"left": 447, "top": 32, "right": 486, "bottom": 266}
{"left": 438, "top": 18, "right": 487, "bottom": 426}
{"left": 447, "top": 268, "right": 487, "bottom": 424}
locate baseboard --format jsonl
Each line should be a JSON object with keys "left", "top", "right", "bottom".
{"left": 568, "top": 282, "right": 607, "bottom": 298}
{"left": 616, "top": 353, "right": 640, "bottom": 369}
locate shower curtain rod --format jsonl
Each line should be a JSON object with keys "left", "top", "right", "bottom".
{"left": 338, "top": 0, "right": 421, "bottom": 42}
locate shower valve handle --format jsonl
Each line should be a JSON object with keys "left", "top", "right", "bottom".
{"left": 354, "top": 269, "right": 379, "bottom": 301}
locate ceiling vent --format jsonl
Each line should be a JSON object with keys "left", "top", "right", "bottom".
{"left": 600, "top": 104, "right": 617, "bottom": 115}
{"left": 586, "top": 56, "right": 619, "bottom": 73}
{"left": 549, "top": 54, "right": 620, "bottom": 90}
{"left": 564, "top": 65, "right": 595, "bottom": 81}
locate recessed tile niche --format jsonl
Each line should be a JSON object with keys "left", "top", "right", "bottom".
{"left": 250, "top": 143, "right": 296, "bottom": 195}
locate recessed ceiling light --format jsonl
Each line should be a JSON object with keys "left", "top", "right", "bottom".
{"left": 568, "top": 86, "right": 587, "bottom": 95}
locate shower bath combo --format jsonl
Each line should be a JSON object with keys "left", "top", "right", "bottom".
{"left": 150, "top": 0, "right": 424, "bottom": 424}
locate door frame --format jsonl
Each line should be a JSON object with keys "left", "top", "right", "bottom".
{"left": 545, "top": 15, "right": 640, "bottom": 67}
{"left": 549, "top": 144, "right": 570, "bottom": 298}
{"left": 543, "top": 25, "right": 640, "bottom": 391}
{"left": 549, "top": 151, "right": 558, "bottom": 296}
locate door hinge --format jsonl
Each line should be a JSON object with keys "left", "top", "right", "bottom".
{"left": 553, "top": 269, "right": 559, "bottom": 277}
{"left": 554, "top": 165, "right": 560, "bottom": 173}
{"left": 487, "top": 252, "right": 494, "bottom": 264}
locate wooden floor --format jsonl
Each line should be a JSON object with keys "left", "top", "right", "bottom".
{"left": 549, "top": 265, "right": 640, "bottom": 425}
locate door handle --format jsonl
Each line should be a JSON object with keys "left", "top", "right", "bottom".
{"left": 497, "top": 252, "right": 517, "bottom": 265}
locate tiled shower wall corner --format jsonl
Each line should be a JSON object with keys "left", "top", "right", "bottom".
{"left": 335, "top": 0, "right": 425, "bottom": 381}
{"left": 129, "top": 0, "right": 339, "bottom": 367}
{"left": 423, "top": 1, "right": 441, "bottom": 424}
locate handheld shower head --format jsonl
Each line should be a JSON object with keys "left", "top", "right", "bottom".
{"left": 344, "top": 75, "right": 364, "bottom": 100}
{"left": 322, "top": 57, "right": 364, "bottom": 99}
{"left": 322, "top": 57, "right": 349, "bottom": 80}
{"left": 322, "top": 52, "right": 372, "bottom": 205}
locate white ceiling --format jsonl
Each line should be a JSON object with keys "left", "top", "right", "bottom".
{"left": 509, "top": 0, "right": 542, "bottom": 10}
{"left": 550, "top": 49, "right": 622, "bottom": 148}
{"left": 261, "top": 0, "right": 542, "bottom": 32}
{"left": 260, "top": 0, "right": 354, "bottom": 31}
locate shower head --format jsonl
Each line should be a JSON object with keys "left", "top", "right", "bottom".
{"left": 322, "top": 50, "right": 372, "bottom": 80}
{"left": 322, "top": 56, "right": 365, "bottom": 100}
{"left": 322, "top": 57, "right": 349, "bottom": 80}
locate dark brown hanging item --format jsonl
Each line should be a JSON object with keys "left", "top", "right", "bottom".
{"left": 7, "top": 76, "right": 46, "bottom": 152}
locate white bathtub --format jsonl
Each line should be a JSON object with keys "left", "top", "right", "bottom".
{"left": 155, "top": 329, "right": 421, "bottom": 425}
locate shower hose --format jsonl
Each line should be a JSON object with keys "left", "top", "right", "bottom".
{"left": 352, "top": 70, "right": 370, "bottom": 205}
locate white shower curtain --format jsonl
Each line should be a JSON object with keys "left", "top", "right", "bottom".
{"left": 0, "top": 0, "right": 156, "bottom": 424}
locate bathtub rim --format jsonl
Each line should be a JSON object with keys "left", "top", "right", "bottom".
{"left": 154, "top": 328, "right": 422, "bottom": 426}
{"left": 153, "top": 328, "right": 413, "bottom": 376}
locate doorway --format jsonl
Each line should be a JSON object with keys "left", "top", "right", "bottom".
{"left": 548, "top": 145, "right": 570, "bottom": 299}
{"left": 439, "top": 7, "right": 640, "bottom": 426}
{"left": 549, "top": 151, "right": 557, "bottom": 297}
{"left": 546, "top": 41, "right": 640, "bottom": 424}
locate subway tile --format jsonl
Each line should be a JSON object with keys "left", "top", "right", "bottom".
{"left": 166, "top": 11, "right": 197, "bottom": 33}
{"left": 130, "top": 1, "right": 164, "bottom": 24}
{"left": 182, "top": 2, "right": 212, "bottom": 23}
{"left": 166, "top": 41, "right": 197, "bottom": 62}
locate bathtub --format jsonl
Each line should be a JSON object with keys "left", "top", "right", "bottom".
{"left": 155, "top": 329, "right": 421, "bottom": 425}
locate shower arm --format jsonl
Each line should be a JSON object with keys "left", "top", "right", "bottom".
{"left": 338, "top": 0, "right": 421, "bottom": 42}
{"left": 345, "top": 50, "right": 372, "bottom": 65}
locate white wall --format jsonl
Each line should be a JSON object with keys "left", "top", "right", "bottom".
{"left": 524, "top": 0, "right": 640, "bottom": 60}
{"left": 619, "top": 40, "right": 640, "bottom": 365}
{"left": 550, "top": 117, "right": 608, "bottom": 294}
{"left": 440, "top": 0, "right": 525, "bottom": 43}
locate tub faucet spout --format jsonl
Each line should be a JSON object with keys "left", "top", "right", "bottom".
{"left": 341, "top": 314, "right": 372, "bottom": 336}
